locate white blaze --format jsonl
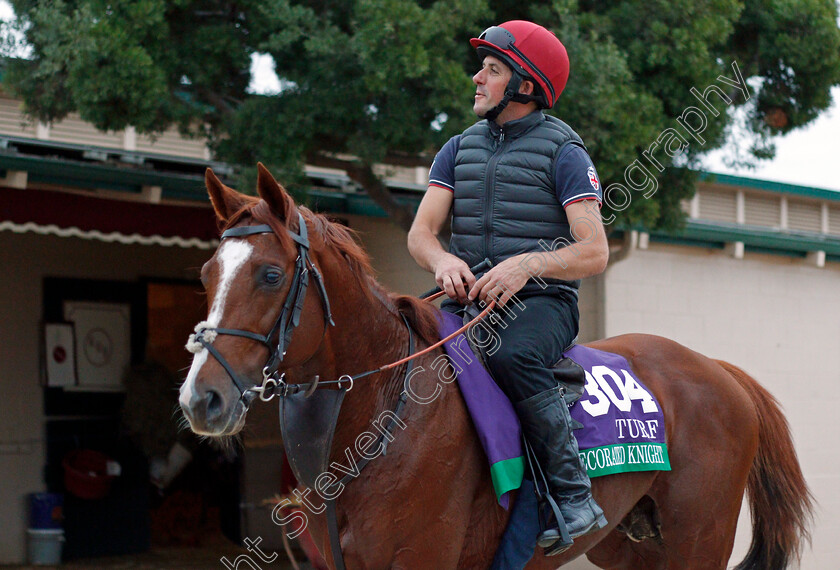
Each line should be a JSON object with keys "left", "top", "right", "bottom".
{"left": 180, "top": 240, "right": 253, "bottom": 406}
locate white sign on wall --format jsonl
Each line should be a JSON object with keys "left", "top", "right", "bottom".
{"left": 63, "top": 301, "right": 131, "bottom": 391}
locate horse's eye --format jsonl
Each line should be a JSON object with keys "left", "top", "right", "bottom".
{"left": 260, "top": 265, "right": 285, "bottom": 288}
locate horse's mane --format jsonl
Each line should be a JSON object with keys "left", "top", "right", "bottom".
{"left": 222, "top": 197, "right": 441, "bottom": 346}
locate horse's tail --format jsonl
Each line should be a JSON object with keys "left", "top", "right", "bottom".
{"left": 716, "top": 360, "right": 814, "bottom": 570}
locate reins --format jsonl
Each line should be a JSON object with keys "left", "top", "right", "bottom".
{"left": 378, "top": 290, "right": 495, "bottom": 370}
{"left": 252, "top": 288, "right": 496, "bottom": 401}
{"left": 255, "top": 258, "right": 496, "bottom": 400}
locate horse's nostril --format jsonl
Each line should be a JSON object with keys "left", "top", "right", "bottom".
{"left": 205, "top": 388, "right": 224, "bottom": 420}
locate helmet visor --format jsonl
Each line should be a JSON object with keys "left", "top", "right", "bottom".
{"left": 478, "top": 26, "right": 516, "bottom": 50}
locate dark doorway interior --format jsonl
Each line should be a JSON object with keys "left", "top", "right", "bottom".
{"left": 42, "top": 277, "right": 240, "bottom": 560}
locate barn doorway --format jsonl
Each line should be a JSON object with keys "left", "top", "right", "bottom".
{"left": 43, "top": 277, "right": 242, "bottom": 559}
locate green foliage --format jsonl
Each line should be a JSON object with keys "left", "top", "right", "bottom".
{"left": 733, "top": 0, "right": 840, "bottom": 131}
{"left": 2, "top": 0, "right": 839, "bottom": 230}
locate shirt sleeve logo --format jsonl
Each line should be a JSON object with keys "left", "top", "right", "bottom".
{"left": 587, "top": 166, "right": 600, "bottom": 192}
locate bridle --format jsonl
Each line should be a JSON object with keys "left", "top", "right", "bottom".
{"left": 186, "top": 211, "right": 335, "bottom": 405}
{"left": 185, "top": 211, "right": 498, "bottom": 570}
{"left": 184, "top": 211, "right": 415, "bottom": 570}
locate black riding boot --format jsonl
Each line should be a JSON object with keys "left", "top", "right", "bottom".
{"left": 515, "top": 385, "right": 607, "bottom": 556}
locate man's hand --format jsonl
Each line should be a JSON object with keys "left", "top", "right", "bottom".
{"left": 434, "top": 254, "right": 476, "bottom": 303}
{"left": 468, "top": 255, "right": 529, "bottom": 307}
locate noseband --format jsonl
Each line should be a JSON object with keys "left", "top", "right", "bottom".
{"left": 186, "top": 211, "right": 335, "bottom": 404}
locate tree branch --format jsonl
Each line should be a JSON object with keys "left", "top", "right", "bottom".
{"left": 306, "top": 152, "right": 418, "bottom": 232}
{"left": 383, "top": 150, "right": 435, "bottom": 168}
{"left": 197, "top": 89, "right": 236, "bottom": 116}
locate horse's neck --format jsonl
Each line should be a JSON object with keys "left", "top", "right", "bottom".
{"left": 321, "top": 272, "right": 413, "bottom": 447}
{"left": 331, "top": 277, "right": 406, "bottom": 366}
{"left": 305, "top": 262, "right": 504, "bottom": 563}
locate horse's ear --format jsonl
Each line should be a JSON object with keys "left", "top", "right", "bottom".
{"left": 206, "top": 168, "right": 249, "bottom": 223}
{"left": 256, "top": 162, "right": 293, "bottom": 221}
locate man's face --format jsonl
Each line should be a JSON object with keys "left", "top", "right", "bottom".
{"left": 472, "top": 55, "right": 512, "bottom": 117}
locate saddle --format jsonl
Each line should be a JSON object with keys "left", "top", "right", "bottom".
{"left": 459, "top": 303, "right": 586, "bottom": 411}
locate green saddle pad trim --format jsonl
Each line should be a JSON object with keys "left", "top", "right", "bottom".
{"left": 490, "top": 456, "right": 525, "bottom": 501}
{"left": 580, "top": 442, "right": 671, "bottom": 478}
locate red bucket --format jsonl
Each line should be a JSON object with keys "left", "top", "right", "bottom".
{"left": 62, "top": 450, "right": 116, "bottom": 500}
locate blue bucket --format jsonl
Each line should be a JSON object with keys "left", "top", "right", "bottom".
{"left": 29, "top": 493, "right": 63, "bottom": 530}
{"left": 27, "top": 529, "right": 64, "bottom": 565}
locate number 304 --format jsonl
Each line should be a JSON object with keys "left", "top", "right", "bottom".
{"left": 579, "top": 365, "right": 658, "bottom": 417}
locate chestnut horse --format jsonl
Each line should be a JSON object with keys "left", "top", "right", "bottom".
{"left": 179, "top": 164, "right": 812, "bottom": 569}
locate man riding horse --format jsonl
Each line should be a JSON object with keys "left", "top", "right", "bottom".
{"left": 408, "top": 20, "right": 610, "bottom": 555}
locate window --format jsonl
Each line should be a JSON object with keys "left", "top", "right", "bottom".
{"left": 698, "top": 189, "right": 737, "bottom": 223}
{"left": 743, "top": 194, "right": 781, "bottom": 228}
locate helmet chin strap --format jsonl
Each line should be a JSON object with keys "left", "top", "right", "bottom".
{"left": 482, "top": 73, "right": 540, "bottom": 123}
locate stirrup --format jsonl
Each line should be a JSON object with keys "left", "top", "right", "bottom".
{"left": 538, "top": 494, "right": 573, "bottom": 555}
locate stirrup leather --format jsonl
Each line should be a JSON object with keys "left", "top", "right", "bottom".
{"left": 522, "top": 438, "right": 573, "bottom": 555}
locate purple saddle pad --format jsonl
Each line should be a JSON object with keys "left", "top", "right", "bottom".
{"left": 564, "top": 344, "right": 670, "bottom": 477}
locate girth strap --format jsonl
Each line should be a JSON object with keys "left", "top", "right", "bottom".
{"left": 326, "top": 499, "right": 344, "bottom": 570}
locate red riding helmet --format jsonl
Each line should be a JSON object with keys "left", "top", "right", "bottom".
{"left": 470, "top": 20, "right": 570, "bottom": 109}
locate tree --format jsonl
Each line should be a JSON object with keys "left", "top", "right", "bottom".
{"left": 3, "top": 0, "right": 839, "bottom": 232}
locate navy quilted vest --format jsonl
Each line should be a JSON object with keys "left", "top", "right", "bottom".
{"left": 450, "top": 111, "right": 585, "bottom": 295}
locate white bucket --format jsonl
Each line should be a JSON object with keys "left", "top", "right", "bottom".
{"left": 27, "top": 528, "right": 64, "bottom": 565}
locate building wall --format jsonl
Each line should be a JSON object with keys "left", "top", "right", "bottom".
{"left": 341, "top": 214, "right": 436, "bottom": 295}
{"left": 0, "top": 95, "right": 210, "bottom": 159}
{"left": 0, "top": 230, "right": 212, "bottom": 563}
{"left": 575, "top": 243, "right": 838, "bottom": 569}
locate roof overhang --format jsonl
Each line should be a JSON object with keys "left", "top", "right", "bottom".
{"left": 0, "top": 134, "right": 232, "bottom": 248}
{"left": 0, "top": 134, "right": 230, "bottom": 202}
{"left": 0, "top": 186, "right": 219, "bottom": 249}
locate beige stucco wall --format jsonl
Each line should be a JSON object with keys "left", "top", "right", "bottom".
{"left": 0, "top": 229, "right": 213, "bottom": 563}
{"left": 341, "top": 214, "right": 437, "bottom": 296}
{"left": 565, "top": 242, "right": 838, "bottom": 569}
